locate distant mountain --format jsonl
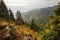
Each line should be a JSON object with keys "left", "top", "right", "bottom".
{"left": 22, "top": 6, "right": 56, "bottom": 25}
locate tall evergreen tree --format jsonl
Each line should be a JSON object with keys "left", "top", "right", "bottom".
{"left": 54, "top": 3, "right": 60, "bottom": 16}
{"left": 43, "top": 3, "right": 60, "bottom": 40}
{"left": 52, "top": 3, "right": 60, "bottom": 40}
{"left": 0, "top": 0, "right": 9, "bottom": 20}
{"left": 9, "top": 8, "right": 15, "bottom": 21}
{"left": 16, "top": 11, "right": 24, "bottom": 24}
{"left": 30, "top": 18, "right": 39, "bottom": 32}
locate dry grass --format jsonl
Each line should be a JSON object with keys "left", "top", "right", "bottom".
{"left": 0, "top": 19, "right": 42, "bottom": 40}
{"left": 15, "top": 25, "right": 42, "bottom": 40}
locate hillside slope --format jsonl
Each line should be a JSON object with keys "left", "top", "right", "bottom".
{"left": 0, "top": 19, "right": 42, "bottom": 40}
{"left": 22, "top": 6, "right": 56, "bottom": 25}
{"left": 15, "top": 25, "right": 42, "bottom": 40}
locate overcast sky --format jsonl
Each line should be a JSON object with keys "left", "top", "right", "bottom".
{"left": 4, "top": 0, "right": 60, "bottom": 13}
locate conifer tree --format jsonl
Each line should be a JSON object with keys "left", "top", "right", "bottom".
{"left": 43, "top": 3, "right": 60, "bottom": 40}
{"left": 9, "top": 8, "right": 15, "bottom": 21}
{"left": 30, "top": 18, "right": 39, "bottom": 32}
{"left": 52, "top": 3, "right": 60, "bottom": 40}
{"left": 16, "top": 11, "right": 24, "bottom": 24}
{"left": 0, "top": 0, "right": 9, "bottom": 20}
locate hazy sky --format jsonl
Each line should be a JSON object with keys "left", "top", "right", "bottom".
{"left": 4, "top": 0, "right": 60, "bottom": 12}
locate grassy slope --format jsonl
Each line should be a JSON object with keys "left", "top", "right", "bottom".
{"left": 0, "top": 18, "right": 42, "bottom": 40}
{"left": 15, "top": 25, "right": 42, "bottom": 40}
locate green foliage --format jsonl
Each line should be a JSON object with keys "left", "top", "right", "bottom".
{"left": 9, "top": 8, "right": 15, "bottom": 21}
{"left": 42, "top": 3, "right": 60, "bottom": 40}
{"left": 16, "top": 11, "right": 24, "bottom": 24}
{"left": 30, "top": 18, "right": 39, "bottom": 32}
{"left": 54, "top": 3, "right": 60, "bottom": 16}
{"left": 0, "top": 0, "right": 9, "bottom": 20}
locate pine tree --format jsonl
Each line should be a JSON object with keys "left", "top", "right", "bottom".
{"left": 9, "top": 8, "right": 15, "bottom": 21}
{"left": 54, "top": 3, "right": 60, "bottom": 16}
{"left": 53, "top": 3, "right": 60, "bottom": 40}
{"left": 43, "top": 3, "right": 60, "bottom": 40}
{"left": 0, "top": 0, "right": 9, "bottom": 20}
{"left": 30, "top": 18, "right": 39, "bottom": 32}
{"left": 16, "top": 11, "right": 24, "bottom": 24}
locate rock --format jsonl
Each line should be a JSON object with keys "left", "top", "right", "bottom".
{"left": 0, "top": 23, "right": 17, "bottom": 40}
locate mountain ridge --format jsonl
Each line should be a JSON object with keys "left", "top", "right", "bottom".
{"left": 22, "top": 6, "right": 56, "bottom": 25}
